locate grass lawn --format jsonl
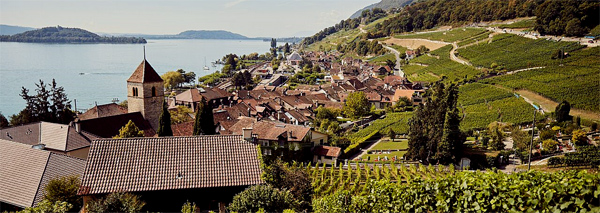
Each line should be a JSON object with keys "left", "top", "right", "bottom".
{"left": 363, "top": 151, "right": 407, "bottom": 161}
{"left": 372, "top": 140, "right": 408, "bottom": 150}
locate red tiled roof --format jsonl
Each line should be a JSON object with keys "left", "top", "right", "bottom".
{"left": 171, "top": 121, "right": 194, "bottom": 137}
{"left": 78, "top": 135, "right": 263, "bottom": 195}
{"left": 78, "top": 103, "right": 127, "bottom": 120}
{"left": 313, "top": 145, "right": 341, "bottom": 158}
{"left": 127, "top": 59, "right": 163, "bottom": 83}
{"left": 0, "top": 139, "right": 86, "bottom": 208}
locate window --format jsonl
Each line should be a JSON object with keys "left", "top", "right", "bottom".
{"left": 132, "top": 87, "right": 138, "bottom": 97}
{"left": 151, "top": 87, "right": 156, "bottom": 97}
{"left": 263, "top": 149, "right": 272, "bottom": 156}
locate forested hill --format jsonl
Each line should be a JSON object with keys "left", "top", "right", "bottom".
{"left": 0, "top": 26, "right": 147, "bottom": 43}
{"left": 0, "top": 24, "right": 36, "bottom": 35}
{"left": 349, "top": 0, "right": 413, "bottom": 19}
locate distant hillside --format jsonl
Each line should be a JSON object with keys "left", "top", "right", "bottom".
{"left": 0, "top": 26, "right": 146, "bottom": 43}
{"left": 0, "top": 24, "right": 36, "bottom": 35}
{"left": 176, "top": 30, "right": 248, "bottom": 39}
{"left": 349, "top": 0, "right": 414, "bottom": 19}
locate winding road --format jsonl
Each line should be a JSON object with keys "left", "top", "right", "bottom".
{"left": 382, "top": 44, "right": 405, "bottom": 77}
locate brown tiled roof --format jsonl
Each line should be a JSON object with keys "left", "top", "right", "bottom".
{"left": 78, "top": 103, "right": 127, "bottom": 120}
{"left": 171, "top": 121, "right": 194, "bottom": 137}
{"left": 0, "top": 122, "right": 94, "bottom": 152}
{"left": 175, "top": 88, "right": 203, "bottom": 103}
{"left": 229, "top": 120, "right": 310, "bottom": 142}
{"left": 0, "top": 139, "right": 86, "bottom": 208}
{"left": 127, "top": 59, "right": 163, "bottom": 83}
{"left": 313, "top": 145, "right": 341, "bottom": 157}
{"left": 78, "top": 135, "right": 263, "bottom": 195}
{"left": 77, "top": 112, "right": 156, "bottom": 138}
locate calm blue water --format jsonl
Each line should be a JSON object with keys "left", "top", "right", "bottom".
{"left": 0, "top": 39, "right": 270, "bottom": 116}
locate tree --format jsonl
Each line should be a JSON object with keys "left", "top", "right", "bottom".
{"left": 86, "top": 192, "right": 145, "bottom": 213}
{"left": 270, "top": 38, "right": 277, "bottom": 48}
{"left": 19, "top": 200, "right": 72, "bottom": 213}
{"left": 0, "top": 112, "right": 8, "bottom": 128}
{"left": 385, "top": 59, "right": 396, "bottom": 70}
{"left": 113, "top": 120, "right": 144, "bottom": 138}
{"left": 176, "top": 69, "right": 196, "bottom": 86}
{"left": 161, "top": 71, "right": 184, "bottom": 90}
{"left": 510, "top": 126, "right": 530, "bottom": 150}
{"left": 343, "top": 91, "right": 370, "bottom": 119}
{"left": 542, "top": 139, "right": 558, "bottom": 151}
{"left": 12, "top": 79, "right": 75, "bottom": 125}
{"left": 157, "top": 101, "right": 173, "bottom": 136}
{"left": 406, "top": 82, "right": 463, "bottom": 164}
{"left": 260, "top": 160, "right": 312, "bottom": 211}
{"left": 572, "top": 129, "right": 588, "bottom": 146}
{"left": 284, "top": 43, "right": 290, "bottom": 54}
{"left": 388, "top": 129, "right": 395, "bottom": 141}
{"left": 44, "top": 175, "right": 82, "bottom": 211}
{"left": 555, "top": 101, "right": 571, "bottom": 122}
{"left": 488, "top": 121, "right": 506, "bottom": 150}
{"left": 171, "top": 105, "right": 193, "bottom": 124}
{"left": 228, "top": 185, "right": 295, "bottom": 213}
{"left": 193, "top": 98, "right": 215, "bottom": 135}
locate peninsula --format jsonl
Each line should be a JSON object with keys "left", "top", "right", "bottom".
{"left": 0, "top": 26, "right": 146, "bottom": 44}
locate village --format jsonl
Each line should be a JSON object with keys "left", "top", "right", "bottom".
{"left": 0, "top": 42, "right": 434, "bottom": 212}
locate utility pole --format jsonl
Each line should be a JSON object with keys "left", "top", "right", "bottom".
{"left": 527, "top": 108, "right": 537, "bottom": 170}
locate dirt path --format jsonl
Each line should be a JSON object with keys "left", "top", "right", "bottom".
{"left": 383, "top": 38, "right": 449, "bottom": 51}
{"left": 515, "top": 90, "right": 600, "bottom": 121}
{"left": 450, "top": 42, "right": 471, "bottom": 66}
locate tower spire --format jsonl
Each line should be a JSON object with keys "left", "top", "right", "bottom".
{"left": 143, "top": 45, "right": 146, "bottom": 60}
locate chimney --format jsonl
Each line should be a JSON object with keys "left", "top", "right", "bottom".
{"left": 248, "top": 107, "right": 251, "bottom": 117}
{"left": 242, "top": 128, "right": 253, "bottom": 141}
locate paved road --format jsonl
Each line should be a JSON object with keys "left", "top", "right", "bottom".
{"left": 381, "top": 44, "right": 405, "bottom": 77}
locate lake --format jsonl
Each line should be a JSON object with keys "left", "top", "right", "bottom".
{"left": 0, "top": 39, "right": 270, "bottom": 116}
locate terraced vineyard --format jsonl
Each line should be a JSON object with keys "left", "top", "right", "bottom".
{"left": 310, "top": 163, "right": 451, "bottom": 198}
{"left": 403, "top": 45, "right": 481, "bottom": 82}
{"left": 457, "top": 83, "right": 538, "bottom": 130}
{"left": 344, "top": 112, "right": 412, "bottom": 153}
{"left": 481, "top": 47, "right": 600, "bottom": 113}
{"left": 458, "top": 34, "right": 584, "bottom": 71}
{"left": 395, "top": 27, "right": 488, "bottom": 42}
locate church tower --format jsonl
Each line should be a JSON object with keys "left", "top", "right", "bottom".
{"left": 126, "top": 54, "right": 164, "bottom": 131}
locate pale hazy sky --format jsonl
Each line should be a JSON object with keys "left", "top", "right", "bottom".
{"left": 0, "top": 0, "right": 380, "bottom": 37}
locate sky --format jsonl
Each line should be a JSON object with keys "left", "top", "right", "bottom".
{"left": 0, "top": 0, "right": 380, "bottom": 37}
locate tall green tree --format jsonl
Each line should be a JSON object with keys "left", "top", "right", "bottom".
{"left": 270, "top": 38, "right": 277, "bottom": 48}
{"left": 11, "top": 79, "right": 74, "bottom": 125}
{"left": 343, "top": 91, "right": 370, "bottom": 119}
{"left": 283, "top": 43, "right": 290, "bottom": 54}
{"left": 161, "top": 71, "right": 184, "bottom": 90}
{"left": 555, "top": 100, "right": 571, "bottom": 122}
{"left": 0, "top": 112, "right": 8, "bottom": 128}
{"left": 488, "top": 121, "right": 506, "bottom": 150}
{"left": 157, "top": 101, "right": 173, "bottom": 136}
{"left": 406, "top": 82, "right": 463, "bottom": 164}
{"left": 193, "top": 98, "right": 215, "bottom": 135}
{"left": 113, "top": 120, "right": 144, "bottom": 138}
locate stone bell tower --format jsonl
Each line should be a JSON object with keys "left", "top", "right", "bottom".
{"left": 126, "top": 51, "right": 164, "bottom": 131}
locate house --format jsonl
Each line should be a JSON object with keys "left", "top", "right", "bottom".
{"left": 228, "top": 120, "right": 328, "bottom": 161}
{"left": 77, "top": 135, "right": 263, "bottom": 212}
{"left": 174, "top": 88, "right": 232, "bottom": 111}
{"left": 75, "top": 112, "right": 156, "bottom": 138}
{"left": 0, "top": 139, "right": 86, "bottom": 210}
{"left": 0, "top": 121, "right": 97, "bottom": 159}
{"left": 312, "top": 145, "right": 342, "bottom": 165}
{"left": 287, "top": 51, "right": 302, "bottom": 66}
{"left": 392, "top": 89, "right": 424, "bottom": 106}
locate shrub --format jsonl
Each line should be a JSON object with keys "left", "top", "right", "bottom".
{"left": 86, "top": 192, "right": 145, "bottom": 213}
{"left": 43, "top": 175, "right": 81, "bottom": 211}
{"left": 228, "top": 185, "right": 296, "bottom": 213}
{"left": 181, "top": 201, "right": 198, "bottom": 213}
{"left": 18, "top": 200, "right": 72, "bottom": 213}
